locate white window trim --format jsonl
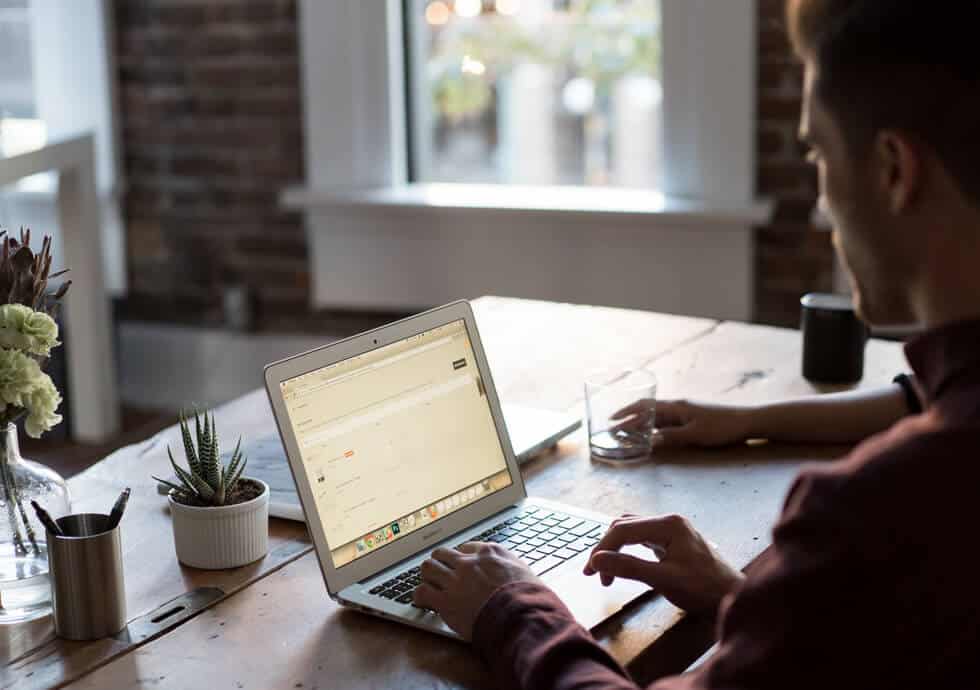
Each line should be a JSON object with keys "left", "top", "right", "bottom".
{"left": 290, "top": 0, "right": 765, "bottom": 213}
{"left": 282, "top": 183, "right": 771, "bottom": 228}
{"left": 287, "top": 0, "right": 769, "bottom": 320}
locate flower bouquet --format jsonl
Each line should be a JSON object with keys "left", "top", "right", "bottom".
{"left": 0, "top": 228, "right": 72, "bottom": 623}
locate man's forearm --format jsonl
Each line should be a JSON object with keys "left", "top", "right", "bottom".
{"left": 474, "top": 581, "right": 642, "bottom": 690}
{"left": 744, "top": 383, "right": 909, "bottom": 444}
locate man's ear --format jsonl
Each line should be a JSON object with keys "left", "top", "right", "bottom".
{"left": 875, "top": 130, "right": 921, "bottom": 213}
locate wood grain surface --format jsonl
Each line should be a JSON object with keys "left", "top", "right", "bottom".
{"left": 2, "top": 297, "right": 907, "bottom": 689}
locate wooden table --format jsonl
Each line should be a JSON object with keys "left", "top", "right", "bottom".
{"left": 1, "top": 297, "right": 906, "bottom": 689}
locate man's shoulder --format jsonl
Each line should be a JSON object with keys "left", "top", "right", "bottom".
{"left": 786, "top": 411, "right": 980, "bottom": 528}
{"left": 844, "top": 411, "right": 979, "bottom": 485}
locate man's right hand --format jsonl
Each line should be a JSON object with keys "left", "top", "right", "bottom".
{"left": 613, "top": 399, "right": 754, "bottom": 448}
{"left": 583, "top": 514, "right": 744, "bottom": 615}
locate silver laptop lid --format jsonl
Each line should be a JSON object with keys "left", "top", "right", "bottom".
{"left": 264, "top": 300, "right": 527, "bottom": 594}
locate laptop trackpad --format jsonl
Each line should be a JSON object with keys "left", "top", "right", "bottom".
{"left": 546, "top": 548, "right": 653, "bottom": 630}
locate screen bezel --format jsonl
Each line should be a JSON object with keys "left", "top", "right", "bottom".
{"left": 264, "top": 300, "right": 526, "bottom": 594}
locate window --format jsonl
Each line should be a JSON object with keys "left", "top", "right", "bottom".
{"left": 406, "top": 0, "right": 662, "bottom": 188}
{"left": 0, "top": 0, "right": 45, "bottom": 158}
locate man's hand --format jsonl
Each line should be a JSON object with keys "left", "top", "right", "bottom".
{"left": 584, "top": 514, "right": 744, "bottom": 615}
{"left": 413, "top": 542, "right": 541, "bottom": 640}
{"left": 613, "top": 399, "right": 754, "bottom": 448}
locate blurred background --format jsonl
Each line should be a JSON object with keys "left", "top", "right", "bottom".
{"left": 0, "top": 0, "right": 828, "bottom": 473}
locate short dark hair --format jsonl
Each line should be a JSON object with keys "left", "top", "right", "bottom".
{"left": 786, "top": 0, "right": 980, "bottom": 206}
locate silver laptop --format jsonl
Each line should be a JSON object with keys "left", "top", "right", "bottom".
{"left": 264, "top": 300, "right": 649, "bottom": 638}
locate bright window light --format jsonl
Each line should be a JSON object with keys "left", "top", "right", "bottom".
{"left": 408, "top": 0, "right": 663, "bottom": 189}
{"left": 454, "top": 0, "right": 483, "bottom": 19}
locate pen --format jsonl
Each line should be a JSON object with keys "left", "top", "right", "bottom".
{"left": 106, "top": 487, "right": 131, "bottom": 530}
{"left": 31, "top": 500, "right": 63, "bottom": 537}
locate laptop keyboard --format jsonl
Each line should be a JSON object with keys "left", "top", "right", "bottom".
{"left": 367, "top": 506, "right": 605, "bottom": 605}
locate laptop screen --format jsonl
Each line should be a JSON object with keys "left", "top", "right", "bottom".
{"left": 279, "top": 319, "right": 514, "bottom": 568}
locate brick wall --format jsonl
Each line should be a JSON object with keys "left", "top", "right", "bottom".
{"left": 115, "top": 0, "right": 830, "bottom": 331}
{"left": 754, "top": 0, "right": 834, "bottom": 326}
{"left": 115, "top": 0, "right": 309, "bottom": 329}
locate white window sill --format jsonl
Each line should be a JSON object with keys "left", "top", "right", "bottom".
{"left": 281, "top": 183, "right": 773, "bottom": 228}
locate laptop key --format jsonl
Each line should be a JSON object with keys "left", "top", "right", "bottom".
{"left": 396, "top": 593, "right": 414, "bottom": 604}
{"left": 570, "top": 521, "right": 600, "bottom": 537}
{"left": 524, "top": 550, "right": 546, "bottom": 561}
{"left": 553, "top": 547, "right": 576, "bottom": 560}
{"left": 369, "top": 585, "right": 385, "bottom": 595}
{"left": 538, "top": 545, "right": 556, "bottom": 555}
{"left": 527, "top": 537, "right": 545, "bottom": 548}
{"left": 384, "top": 578, "right": 399, "bottom": 587}
{"left": 559, "top": 517, "right": 584, "bottom": 530}
{"left": 515, "top": 543, "right": 534, "bottom": 554}
{"left": 530, "top": 555, "right": 564, "bottom": 576}
{"left": 569, "top": 538, "right": 596, "bottom": 552}
{"left": 381, "top": 590, "right": 399, "bottom": 599}
{"left": 487, "top": 534, "right": 508, "bottom": 543}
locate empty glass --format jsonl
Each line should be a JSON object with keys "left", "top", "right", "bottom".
{"left": 585, "top": 369, "right": 657, "bottom": 463}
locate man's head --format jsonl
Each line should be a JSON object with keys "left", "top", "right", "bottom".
{"left": 786, "top": 1, "right": 980, "bottom": 326}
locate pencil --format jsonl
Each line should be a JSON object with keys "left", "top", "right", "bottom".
{"left": 30, "top": 500, "right": 63, "bottom": 537}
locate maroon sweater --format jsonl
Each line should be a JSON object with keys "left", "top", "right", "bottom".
{"left": 473, "top": 319, "right": 980, "bottom": 689}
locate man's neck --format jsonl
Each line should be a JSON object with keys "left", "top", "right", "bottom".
{"left": 912, "top": 259, "right": 980, "bottom": 330}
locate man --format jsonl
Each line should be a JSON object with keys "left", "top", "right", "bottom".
{"left": 414, "top": 1, "right": 980, "bottom": 687}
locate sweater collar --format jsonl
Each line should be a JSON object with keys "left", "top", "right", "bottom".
{"left": 905, "top": 318, "right": 980, "bottom": 403}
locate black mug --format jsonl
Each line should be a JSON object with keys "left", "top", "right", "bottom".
{"left": 800, "top": 293, "right": 869, "bottom": 384}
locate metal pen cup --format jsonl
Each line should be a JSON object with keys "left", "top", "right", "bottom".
{"left": 47, "top": 513, "right": 126, "bottom": 640}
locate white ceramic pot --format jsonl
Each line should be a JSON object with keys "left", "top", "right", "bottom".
{"left": 168, "top": 478, "right": 269, "bottom": 569}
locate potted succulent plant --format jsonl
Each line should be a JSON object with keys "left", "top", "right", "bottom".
{"left": 153, "top": 411, "right": 268, "bottom": 569}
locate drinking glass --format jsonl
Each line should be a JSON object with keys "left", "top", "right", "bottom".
{"left": 585, "top": 369, "right": 657, "bottom": 463}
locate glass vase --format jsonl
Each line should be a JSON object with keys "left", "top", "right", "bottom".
{"left": 0, "top": 423, "right": 70, "bottom": 623}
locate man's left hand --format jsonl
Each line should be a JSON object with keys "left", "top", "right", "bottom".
{"left": 413, "top": 542, "right": 540, "bottom": 640}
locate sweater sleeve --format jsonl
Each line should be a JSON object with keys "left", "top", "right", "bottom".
{"left": 472, "top": 580, "right": 643, "bottom": 690}
{"left": 472, "top": 466, "right": 863, "bottom": 690}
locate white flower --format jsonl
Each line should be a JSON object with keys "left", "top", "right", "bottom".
{"left": 23, "top": 374, "right": 62, "bottom": 438}
{"left": 0, "top": 347, "right": 43, "bottom": 408}
{"left": 0, "top": 304, "right": 60, "bottom": 356}
{"left": 0, "top": 347, "right": 63, "bottom": 437}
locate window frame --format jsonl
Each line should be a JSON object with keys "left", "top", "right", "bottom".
{"left": 287, "top": 0, "right": 770, "bottom": 321}
{"left": 293, "top": 0, "right": 765, "bottom": 213}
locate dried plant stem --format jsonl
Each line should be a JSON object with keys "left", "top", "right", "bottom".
{"left": 0, "top": 456, "right": 27, "bottom": 557}
{"left": 10, "top": 476, "right": 39, "bottom": 555}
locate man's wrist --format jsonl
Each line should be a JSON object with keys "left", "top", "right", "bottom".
{"left": 472, "top": 581, "right": 575, "bottom": 656}
{"left": 737, "top": 404, "right": 767, "bottom": 440}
